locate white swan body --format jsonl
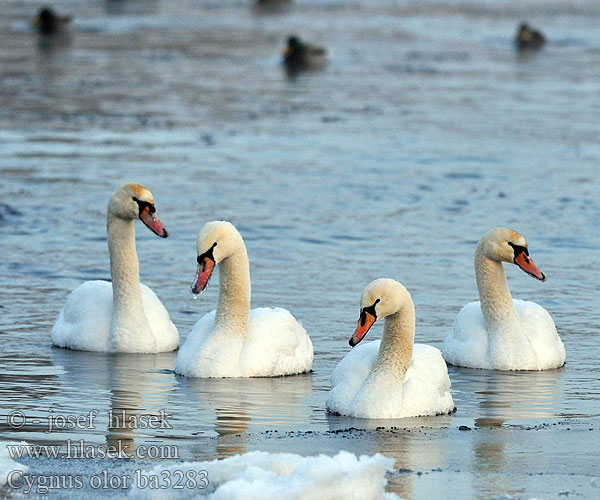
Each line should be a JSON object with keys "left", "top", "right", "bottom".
{"left": 443, "top": 228, "right": 565, "bottom": 371}
{"left": 52, "top": 280, "right": 178, "bottom": 352}
{"left": 326, "top": 278, "right": 454, "bottom": 419}
{"left": 328, "top": 341, "right": 453, "bottom": 419}
{"left": 51, "top": 183, "right": 179, "bottom": 353}
{"left": 176, "top": 308, "right": 313, "bottom": 378}
{"left": 175, "top": 221, "right": 313, "bottom": 378}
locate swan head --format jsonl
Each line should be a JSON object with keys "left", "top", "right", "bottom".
{"left": 479, "top": 227, "right": 545, "bottom": 281}
{"left": 192, "top": 221, "right": 244, "bottom": 294}
{"left": 108, "top": 183, "right": 169, "bottom": 238}
{"left": 349, "top": 278, "right": 409, "bottom": 347}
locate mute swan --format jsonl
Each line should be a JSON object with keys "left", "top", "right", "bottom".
{"left": 175, "top": 221, "right": 313, "bottom": 378}
{"left": 326, "top": 278, "right": 454, "bottom": 419}
{"left": 443, "top": 228, "right": 565, "bottom": 370}
{"left": 51, "top": 183, "right": 179, "bottom": 353}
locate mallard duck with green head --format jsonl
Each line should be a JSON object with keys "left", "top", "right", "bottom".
{"left": 283, "top": 36, "right": 328, "bottom": 72}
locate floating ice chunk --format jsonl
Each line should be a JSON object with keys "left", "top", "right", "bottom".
{"left": 0, "top": 441, "right": 29, "bottom": 486}
{"left": 128, "top": 450, "right": 401, "bottom": 500}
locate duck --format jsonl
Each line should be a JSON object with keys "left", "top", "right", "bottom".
{"left": 326, "top": 278, "right": 454, "bottom": 419}
{"left": 174, "top": 221, "right": 313, "bottom": 378}
{"left": 283, "top": 35, "right": 329, "bottom": 73}
{"left": 254, "top": 0, "right": 292, "bottom": 13}
{"left": 33, "top": 7, "right": 72, "bottom": 36}
{"left": 515, "top": 23, "right": 546, "bottom": 50}
{"left": 443, "top": 228, "right": 565, "bottom": 371}
{"left": 51, "top": 183, "right": 179, "bottom": 353}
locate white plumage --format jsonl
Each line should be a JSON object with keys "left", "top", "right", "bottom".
{"left": 175, "top": 221, "right": 313, "bottom": 378}
{"left": 326, "top": 278, "right": 454, "bottom": 419}
{"left": 50, "top": 183, "right": 178, "bottom": 353}
{"left": 51, "top": 280, "right": 178, "bottom": 353}
{"left": 443, "top": 228, "right": 565, "bottom": 371}
{"left": 175, "top": 307, "right": 313, "bottom": 378}
{"left": 444, "top": 299, "right": 565, "bottom": 370}
{"left": 327, "top": 341, "right": 454, "bottom": 419}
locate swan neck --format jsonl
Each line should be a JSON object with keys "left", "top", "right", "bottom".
{"left": 215, "top": 243, "right": 251, "bottom": 335}
{"left": 475, "top": 247, "right": 516, "bottom": 329}
{"left": 374, "top": 300, "right": 415, "bottom": 379}
{"left": 107, "top": 215, "right": 151, "bottom": 346}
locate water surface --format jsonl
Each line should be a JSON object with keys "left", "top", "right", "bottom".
{"left": 1, "top": 0, "right": 599, "bottom": 498}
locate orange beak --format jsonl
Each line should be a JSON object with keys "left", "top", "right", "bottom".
{"left": 139, "top": 206, "right": 168, "bottom": 238}
{"left": 192, "top": 255, "right": 216, "bottom": 295}
{"left": 349, "top": 311, "right": 376, "bottom": 347}
{"left": 514, "top": 251, "right": 545, "bottom": 281}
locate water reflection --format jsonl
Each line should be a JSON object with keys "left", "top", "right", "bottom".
{"left": 1, "top": 0, "right": 599, "bottom": 496}
{"left": 46, "top": 348, "right": 316, "bottom": 459}
{"left": 177, "top": 377, "right": 251, "bottom": 458}
{"left": 104, "top": 0, "right": 159, "bottom": 17}
{"left": 473, "top": 436, "right": 508, "bottom": 498}
{"left": 326, "top": 413, "right": 453, "bottom": 500}
{"left": 37, "top": 32, "right": 72, "bottom": 54}
{"left": 34, "top": 37, "right": 72, "bottom": 85}
{"left": 451, "top": 367, "right": 564, "bottom": 498}
{"left": 0, "top": 351, "right": 63, "bottom": 439}
{"left": 50, "top": 349, "right": 176, "bottom": 453}
{"left": 450, "top": 366, "right": 564, "bottom": 426}
{"left": 104, "top": 354, "right": 172, "bottom": 456}
{"left": 326, "top": 413, "right": 454, "bottom": 432}
{"left": 177, "top": 374, "right": 313, "bottom": 459}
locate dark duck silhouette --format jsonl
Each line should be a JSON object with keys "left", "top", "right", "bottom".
{"left": 253, "top": 0, "right": 292, "bottom": 15}
{"left": 34, "top": 7, "right": 71, "bottom": 36}
{"left": 283, "top": 36, "right": 328, "bottom": 73}
{"left": 515, "top": 23, "right": 546, "bottom": 50}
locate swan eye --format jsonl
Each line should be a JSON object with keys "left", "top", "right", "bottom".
{"left": 361, "top": 298, "right": 380, "bottom": 323}
{"left": 197, "top": 242, "right": 217, "bottom": 267}
{"left": 508, "top": 242, "right": 530, "bottom": 263}
{"left": 132, "top": 196, "right": 156, "bottom": 216}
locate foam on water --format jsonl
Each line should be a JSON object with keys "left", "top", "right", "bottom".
{"left": 128, "top": 451, "right": 400, "bottom": 500}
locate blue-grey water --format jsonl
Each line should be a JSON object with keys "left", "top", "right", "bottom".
{"left": 1, "top": 0, "right": 599, "bottom": 498}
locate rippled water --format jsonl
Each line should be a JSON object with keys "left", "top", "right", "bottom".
{"left": 1, "top": 0, "right": 599, "bottom": 498}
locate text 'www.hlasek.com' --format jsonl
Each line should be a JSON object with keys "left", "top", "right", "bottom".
{"left": 4, "top": 409, "right": 209, "bottom": 495}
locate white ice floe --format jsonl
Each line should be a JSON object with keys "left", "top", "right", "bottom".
{"left": 0, "top": 441, "right": 29, "bottom": 486}
{"left": 128, "top": 450, "right": 400, "bottom": 500}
